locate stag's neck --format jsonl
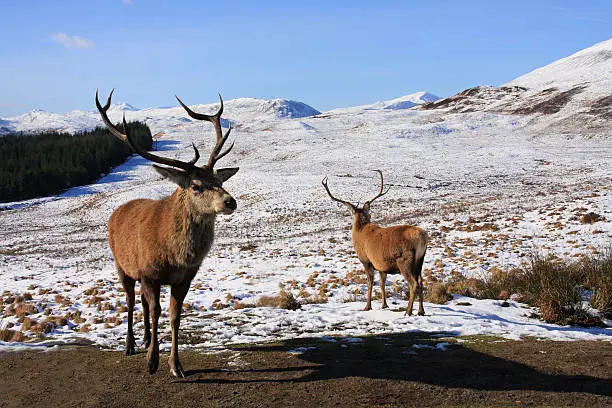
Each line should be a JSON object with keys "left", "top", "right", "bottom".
{"left": 166, "top": 189, "right": 216, "bottom": 265}
{"left": 351, "top": 213, "right": 373, "bottom": 235}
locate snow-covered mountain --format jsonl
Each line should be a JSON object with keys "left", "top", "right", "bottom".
{"left": 329, "top": 91, "right": 439, "bottom": 115}
{"left": 422, "top": 38, "right": 612, "bottom": 136}
{"left": 0, "top": 97, "right": 321, "bottom": 136}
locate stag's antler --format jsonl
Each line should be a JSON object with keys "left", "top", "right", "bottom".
{"left": 175, "top": 95, "right": 234, "bottom": 169}
{"left": 95, "top": 89, "right": 200, "bottom": 171}
{"left": 364, "top": 170, "right": 390, "bottom": 206}
{"left": 321, "top": 177, "right": 357, "bottom": 212}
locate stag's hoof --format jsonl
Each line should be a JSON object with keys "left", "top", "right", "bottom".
{"left": 148, "top": 353, "right": 159, "bottom": 374}
{"left": 381, "top": 304, "right": 389, "bottom": 309}
{"left": 125, "top": 344, "right": 136, "bottom": 356}
{"left": 169, "top": 355, "right": 185, "bottom": 378}
{"left": 170, "top": 365, "right": 185, "bottom": 378}
{"left": 418, "top": 310, "right": 425, "bottom": 316}
{"left": 363, "top": 305, "right": 372, "bottom": 311}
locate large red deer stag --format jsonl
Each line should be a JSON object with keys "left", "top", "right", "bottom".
{"left": 322, "top": 171, "right": 428, "bottom": 316}
{"left": 96, "top": 89, "right": 239, "bottom": 377}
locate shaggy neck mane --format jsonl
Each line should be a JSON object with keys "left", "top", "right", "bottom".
{"left": 166, "top": 189, "right": 216, "bottom": 265}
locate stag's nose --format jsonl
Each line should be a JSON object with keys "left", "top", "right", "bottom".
{"left": 223, "top": 196, "right": 237, "bottom": 213}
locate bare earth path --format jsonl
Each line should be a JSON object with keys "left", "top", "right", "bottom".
{"left": 0, "top": 334, "right": 611, "bottom": 408}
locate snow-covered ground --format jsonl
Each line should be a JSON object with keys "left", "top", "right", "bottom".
{"left": 1, "top": 40, "right": 611, "bottom": 351}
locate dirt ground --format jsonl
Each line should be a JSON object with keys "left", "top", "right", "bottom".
{"left": 0, "top": 333, "right": 611, "bottom": 408}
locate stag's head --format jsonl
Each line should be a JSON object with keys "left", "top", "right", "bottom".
{"left": 96, "top": 89, "right": 238, "bottom": 215}
{"left": 322, "top": 170, "right": 389, "bottom": 225}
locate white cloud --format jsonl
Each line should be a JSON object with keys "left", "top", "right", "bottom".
{"left": 50, "top": 33, "right": 95, "bottom": 49}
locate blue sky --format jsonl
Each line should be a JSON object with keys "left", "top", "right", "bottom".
{"left": 0, "top": 1, "right": 610, "bottom": 117}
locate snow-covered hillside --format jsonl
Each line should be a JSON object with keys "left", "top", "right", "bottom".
{"left": 506, "top": 38, "right": 612, "bottom": 91}
{"left": 0, "top": 41, "right": 611, "bottom": 351}
{"left": 422, "top": 38, "right": 612, "bottom": 136}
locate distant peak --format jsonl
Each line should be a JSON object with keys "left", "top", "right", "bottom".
{"left": 111, "top": 102, "right": 139, "bottom": 111}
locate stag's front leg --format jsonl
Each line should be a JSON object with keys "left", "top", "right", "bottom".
{"left": 363, "top": 264, "right": 374, "bottom": 311}
{"left": 141, "top": 278, "right": 161, "bottom": 374}
{"left": 168, "top": 282, "right": 190, "bottom": 378}
{"left": 379, "top": 271, "right": 388, "bottom": 309}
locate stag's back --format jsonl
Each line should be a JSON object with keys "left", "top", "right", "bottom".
{"left": 355, "top": 224, "right": 427, "bottom": 272}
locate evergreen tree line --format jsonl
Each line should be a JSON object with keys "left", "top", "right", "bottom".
{"left": 0, "top": 122, "right": 152, "bottom": 203}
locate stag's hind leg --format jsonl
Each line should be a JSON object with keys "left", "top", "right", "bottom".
{"left": 363, "top": 263, "right": 375, "bottom": 311}
{"left": 379, "top": 271, "right": 389, "bottom": 309}
{"left": 117, "top": 265, "right": 136, "bottom": 356}
{"left": 141, "top": 278, "right": 161, "bottom": 374}
{"left": 414, "top": 252, "right": 426, "bottom": 316}
{"left": 399, "top": 258, "right": 418, "bottom": 316}
{"left": 141, "top": 292, "right": 151, "bottom": 349}
{"left": 168, "top": 281, "right": 190, "bottom": 378}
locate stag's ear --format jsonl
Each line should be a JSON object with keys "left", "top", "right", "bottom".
{"left": 152, "top": 164, "right": 190, "bottom": 188}
{"left": 215, "top": 167, "right": 239, "bottom": 183}
{"left": 362, "top": 202, "right": 371, "bottom": 212}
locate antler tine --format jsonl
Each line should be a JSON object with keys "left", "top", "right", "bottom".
{"left": 187, "top": 142, "right": 200, "bottom": 166}
{"left": 95, "top": 89, "right": 197, "bottom": 171}
{"left": 321, "top": 176, "right": 356, "bottom": 211}
{"left": 175, "top": 94, "right": 233, "bottom": 168}
{"left": 364, "top": 169, "right": 390, "bottom": 205}
{"left": 95, "top": 89, "right": 127, "bottom": 142}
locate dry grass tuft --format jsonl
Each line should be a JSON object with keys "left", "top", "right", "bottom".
{"left": 425, "top": 282, "right": 453, "bottom": 304}
{"left": 255, "top": 289, "right": 301, "bottom": 310}
{"left": 256, "top": 295, "right": 281, "bottom": 308}
{"left": 301, "top": 285, "right": 329, "bottom": 305}
{"left": 0, "top": 329, "right": 28, "bottom": 342}
{"left": 7, "top": 301, "right": 37, "bottom": 317}
{"left": 233, "top": 300, "right": 256, "bottom": 310}
{"left": 279, "top": 289, "right": 301, "bottom": 310}
{"left": 583, "top": 247, "right": 612, "bottom": 319}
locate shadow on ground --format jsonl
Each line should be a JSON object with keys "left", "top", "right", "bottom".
{"left": 181, "top": 332, "right": 612, "bottom": 397}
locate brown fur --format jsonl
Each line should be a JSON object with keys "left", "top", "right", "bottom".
{"left": 109, "top": 189, "right": 217, "bottom": 285}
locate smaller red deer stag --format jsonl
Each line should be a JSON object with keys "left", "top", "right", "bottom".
{"left": 322, "top": 171, "right": 428, "bottom": 316}
{"left": 96, "top": 89, "right": 240, "bottom": 377}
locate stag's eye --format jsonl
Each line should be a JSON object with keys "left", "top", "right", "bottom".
{"left": 191, "top": 183, "right": 204, "bottom": 193}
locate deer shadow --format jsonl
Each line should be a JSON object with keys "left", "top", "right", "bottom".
{"left": 179, "top": 332, "right": 611, "bottom": 397}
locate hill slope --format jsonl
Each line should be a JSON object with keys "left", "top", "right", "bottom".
{"left": 422, "top": 38, "right": 612, "bottom": 136}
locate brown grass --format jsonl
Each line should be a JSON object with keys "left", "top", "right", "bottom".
{"left": 279, "top": 290, "right": 301, "bottom": 310}
{"left": 0, "top": 329, "right": 28, "bottom": 342}
{"left": 255, "top": 289, "right": 301, "bottom": 310}
{"left": 6, "top": 301, "right": 37, "bottom": 317}
{"left": 583, "top": 247, "right": 612, "bottom": 319}
{"left": 425, "top": 282, "right": 453, "bottom": 304}
{"left": 255, "top": 295, "right": 280, "bottom": 308}
{"left": 511, "top": 252, "right": 603, "bottom": 326}
{"left": 301, "top": 285, "right": 329, "bottom": 305}
{"left": 423, "top": 248, "right": 609, "bottom": 327}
